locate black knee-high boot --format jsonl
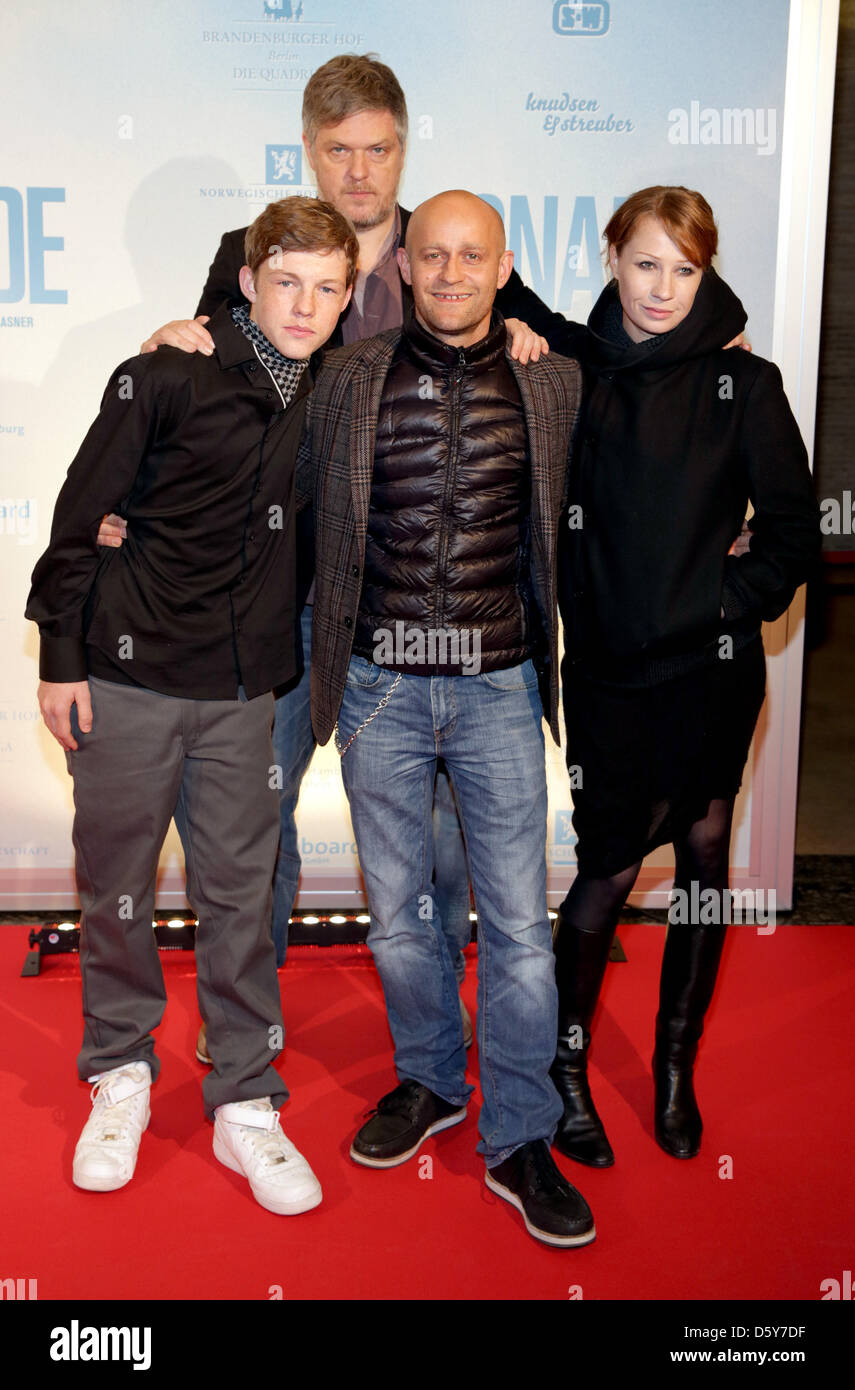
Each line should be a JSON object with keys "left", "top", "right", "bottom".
{"left": 653, "top": 923, "right": 727, "bottom": 1158}
{"left": 551, "top": 919, "right": 616, "bottom": 1167}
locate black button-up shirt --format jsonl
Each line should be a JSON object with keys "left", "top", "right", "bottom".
{"left": 26, "top": 302, "right": 313, "bottom": 700}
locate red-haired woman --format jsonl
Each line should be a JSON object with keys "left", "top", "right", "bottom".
{"left": 552, "top": 187, "right": 819, "bottom": 1165}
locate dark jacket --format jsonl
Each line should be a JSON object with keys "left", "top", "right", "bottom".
{"left": 352, "top": 311, "right": 535, "bottom": 673}
{"left": 26, "top": 302, "right": 313, "bottom": 700}
{"left": 296, "top": 322, "right": 582, "bottom": 746}
{"left": 196, "top": 208, "right": 576, "bottom": 353}
{"left": 561, "top": 269, "right": 820, "bottom": 683}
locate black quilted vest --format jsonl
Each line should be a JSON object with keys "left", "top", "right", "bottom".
{"left": 353, "top": 312, "right": 534, "bottom": 674}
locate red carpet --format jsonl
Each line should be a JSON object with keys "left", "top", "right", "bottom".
{"left": 0, "top": 923, "right": 852, "bottom": 1301}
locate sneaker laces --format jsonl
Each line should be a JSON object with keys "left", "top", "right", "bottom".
{"left": 86, "top": 1070, "right": 148, "bottom": 1144}
{"left": 231, "top": 1102, "right": 294, "bottom": 1169}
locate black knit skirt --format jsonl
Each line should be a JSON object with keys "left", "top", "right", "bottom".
{"left": 562, "top": 637, "right": 767, "bottom": 878}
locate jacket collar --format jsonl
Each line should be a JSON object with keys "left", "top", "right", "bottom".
{"left": 584, "top": 268, "right": 748, "bottom": 372}
{"left": 210, "top": 299, "right": 324, "bottom": 380}
{"left": 208, "top": 300, "right": 259, "bottom": 368}
{"left": 401, "top": 307, "right": 508, "bottom": 373}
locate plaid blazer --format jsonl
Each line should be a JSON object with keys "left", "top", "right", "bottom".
{"left": 297, "top": 325, "right": 582, "bottom": 746}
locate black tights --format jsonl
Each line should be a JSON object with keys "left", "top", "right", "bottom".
{"left": 560, "top": 797, "right": 737, "bottom": 936}
{"left": 673, "top": 797, "right": 734, "bottom": 899}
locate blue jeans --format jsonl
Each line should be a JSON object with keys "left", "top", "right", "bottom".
{"left": 433, "top": 763, "right": 472, "bottom": 983}
{"left": 270, "top": 608, "right": 472, "bottom": 972}
{"left": 337, "top": 656, "right": 562, "bottom": 1165}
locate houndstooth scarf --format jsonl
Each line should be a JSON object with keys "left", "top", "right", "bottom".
{"left": 231, "top": 303, "right": 308, "bottom": 407}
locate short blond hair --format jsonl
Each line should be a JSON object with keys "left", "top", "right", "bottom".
{"left": 302, "top": 53, "right": 407, "bottom": 148}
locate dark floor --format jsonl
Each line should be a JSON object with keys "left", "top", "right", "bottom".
{"left": 796, "top": 569, "right": 855, "bottom": 855}
{"left": 620, "top": 854, "right": 855, "bottom": 925}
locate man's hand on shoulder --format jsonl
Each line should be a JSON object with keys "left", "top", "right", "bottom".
{"left": 97, "top": 513, "right": 127, "bottom": 548}
{"left": 38, "top": 680, "right": 92, "bottom": 751}
{"left": 505, "top": 318, "right": 550, "bottom": 365}
{"left": 724, "top": 332, "right": 752, "bottom": 352}
{"left": 140, "top": 316, "right": 214, "bottom": 355}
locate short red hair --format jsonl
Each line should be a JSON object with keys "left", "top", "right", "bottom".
{"left": 603, "top": 186, "right": 718, "bottom": 270}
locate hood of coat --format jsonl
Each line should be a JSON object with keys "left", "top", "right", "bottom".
{"left": 584, "top": 266, "right": 748, "bottom": 373}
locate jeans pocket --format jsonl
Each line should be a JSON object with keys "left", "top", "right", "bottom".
{"left": 345, "top": 654, "right": 385, "bottom": 689}
{"left": 480, "top": 659, "right": 538, "bottom": 691}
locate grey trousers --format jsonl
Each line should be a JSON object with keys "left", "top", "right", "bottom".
{"left": 67, "top": 676, "right": 286, "bottom": 1117}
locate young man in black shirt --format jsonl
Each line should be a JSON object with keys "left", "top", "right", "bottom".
{"left": 26, "top": 197, "right": 357, "bottom": 1216}
{"left": 130, "top": 55, "right": 556, "bottom": 1025}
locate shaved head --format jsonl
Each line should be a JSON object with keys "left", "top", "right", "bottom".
{"left": 398, "top": 189, "right": 513, "bottom": 347}
{"left": 405, "top": 190, "right": 506, "bottom": 255}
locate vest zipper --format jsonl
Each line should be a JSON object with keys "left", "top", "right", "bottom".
{"left": 436, "top": 348, "right": 466, "bottom": 629}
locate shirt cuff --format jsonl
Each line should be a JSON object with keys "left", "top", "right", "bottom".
{"left": 39, "top": 635, "right": 88, "bottom": 683}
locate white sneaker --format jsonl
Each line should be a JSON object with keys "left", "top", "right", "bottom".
{"left": 72, "top": 1061, "right": 151, "bottom": 1192}
{"left": 213, "top": 1099, "right": 322, "bottom": 1215}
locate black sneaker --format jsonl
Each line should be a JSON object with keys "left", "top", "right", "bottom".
{"left": 349, "top": 1079, "right": 467, "bottom": 1168}
{"left": 485, "top": 1140, "right": 596, "bottom": 1247}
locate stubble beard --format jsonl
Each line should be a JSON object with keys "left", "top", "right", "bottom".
{"left": 416, "top": 292, "right": 489, "bottom": 345}
{"left": 342, "top": 194, "right": 397, "bottom": 232}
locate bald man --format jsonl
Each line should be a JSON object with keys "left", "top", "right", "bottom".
{"left": 298, "top": 191, "right": 595, "bottom": 1248}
